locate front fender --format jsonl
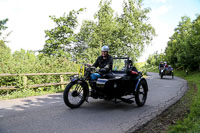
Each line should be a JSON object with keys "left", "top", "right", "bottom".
{"left": 135, "top": 77, "right": 148, "bottom": 92}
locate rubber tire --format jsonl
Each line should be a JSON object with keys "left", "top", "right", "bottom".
{"left": 135, "top": 80, "right": 148, "bottom": 107}
{"left": 172, "top": 72, "right": 174, "bottom": 79}
{"left": 161, "top": 73, "right": 163, "bottom": 79}
{"left": 63, "top": 82, "right": 87, "bottom": 109}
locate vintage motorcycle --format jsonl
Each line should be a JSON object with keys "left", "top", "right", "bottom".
{"left": 63, "top": 57, "right": 148, "bottom": 108}
{"left": 160, "top": 65, "right": 174, "bottom": 79}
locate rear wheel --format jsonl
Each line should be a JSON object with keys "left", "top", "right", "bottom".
{"left": 63, "top": 82, "right": 88, "bottom": 108}
{"left": 135, "top": 80, "right": 148, "bottom": 107}
{"left": 172, "top": 72, "right": 174, "bottom": 79}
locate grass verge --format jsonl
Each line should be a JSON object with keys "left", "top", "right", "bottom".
{"left": 168, "top": 70, "right": 200, "bottom": 133}
{"left": 134, "top": 69, "right": 200, "bottom": 133}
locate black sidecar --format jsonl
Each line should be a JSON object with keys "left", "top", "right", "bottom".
{"left": 63, "top": 57, "right": 148, "bottom": 108}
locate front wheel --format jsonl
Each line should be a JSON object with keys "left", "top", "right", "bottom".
{"left": 135, "top": 80, "right": 148, "bottom": 107}
{"left": 63, "top": 82, "right": 88, "bottom": 109}
{"left": 161, "top": 73, "right": 163, "bottom": 79}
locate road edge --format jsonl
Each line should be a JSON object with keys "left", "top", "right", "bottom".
{"left": 126, "top": 72, "right": 188, "bottom": 133}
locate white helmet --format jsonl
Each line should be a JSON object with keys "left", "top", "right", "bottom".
{"left": 101, "top": 45, "right": 109, "bottom": 52}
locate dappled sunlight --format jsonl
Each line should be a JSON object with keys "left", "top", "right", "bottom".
{"left": 0, "top": 93, "right": 62, "bottom": 113}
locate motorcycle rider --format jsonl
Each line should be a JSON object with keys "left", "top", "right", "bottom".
{"left": 164, "top": 61, "right": 168, "bottom": 71}
{"left": 159, "top": 61, "right": 164, "bottom": 69}
{"left": 127, "top": 60, "right": 138, "bottom": 75}
{"left": 91, "top": 45, "right": 113, "bottom": 80}
{"left": 159, "top": 61, "right": 164, "bottom": 75}
{"left": 90, "top": 45, "right": 113, "bottom": 98}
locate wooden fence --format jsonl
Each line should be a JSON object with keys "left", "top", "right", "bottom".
{"left": 0, "top": 72, "right": 77, "bottom": 90}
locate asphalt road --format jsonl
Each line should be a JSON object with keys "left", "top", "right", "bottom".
{"left": 0, "top": 72, "right": 187, "bottom": 133}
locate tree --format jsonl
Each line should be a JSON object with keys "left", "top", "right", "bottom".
{"left": 165, "top": 15, "right": 200, "bottom": 71}
{"left": 73, "top": 0, "right": 118, "bottom": 63}
{"left": 0, "top": 18, "right": 11, "bottom": 42}
{"left": 147, "top": 51, "right": 166, "bottom": 66}
{"left": 41, "top": 0, "right": 155, "bottom": 62}
{"left": 190, "top": 15, "right": 200, "bottom": 70}
{"left": 41, "top": 9, "right": 85, "bottom": 57}
{"left": 116, "top": 0, "right": 155, "bottom": 61}
{"left": 0, "top": 40, "right": 12, "bottom": 73}
{"left": 0, "top": 18, "right": 11, "bottom": 73}
{"left": 0, "top": 18, "right": 8, "bottom": 36}
{"left": 165, "top": 16, "right": 192, "bottom": 69}
{"left": 74, "top": 0, "right": 155, "bottom": 62}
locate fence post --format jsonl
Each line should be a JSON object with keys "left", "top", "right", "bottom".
{"left": 60, "top": 75, "right": 64, "bottom": 90}
{"left": 23, "top": 76, "right": 28, "bottom": 88}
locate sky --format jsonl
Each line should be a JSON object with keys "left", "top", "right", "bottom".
{"left": 0, "top": 0, "right": 200, "bottom": 62}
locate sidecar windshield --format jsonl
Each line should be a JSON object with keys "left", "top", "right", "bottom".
{"left": 112, "top": 57, "right": 129, "bottom": 72}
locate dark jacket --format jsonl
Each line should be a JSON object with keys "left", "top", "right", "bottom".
{"left": 93, "top": 55, "right": 113, "bottom": 73}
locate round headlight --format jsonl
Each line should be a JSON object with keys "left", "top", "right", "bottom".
{"left": 114, "top": 83, "right": 117, "bottom": 88}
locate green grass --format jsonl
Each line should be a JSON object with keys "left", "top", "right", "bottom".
{"left": 146, "top": 66, "right": 200, "bottom": 132}
{"left": 167, "top": 70, "right": 200, "bottom": 133}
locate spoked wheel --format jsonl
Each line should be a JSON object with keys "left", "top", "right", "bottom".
{"left": 63, "top": 82, "right": 88, "bottom": 109}
{"left": 135, "top": 80, "right": 148, "bottom": 107}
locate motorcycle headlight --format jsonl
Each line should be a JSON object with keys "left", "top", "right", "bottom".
{"left": 114, "top": 83, "right": 117, "bottom": 88}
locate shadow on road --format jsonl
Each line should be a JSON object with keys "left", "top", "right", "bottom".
{"left": 0, "top": 93, "right": 141, "bottom": 117}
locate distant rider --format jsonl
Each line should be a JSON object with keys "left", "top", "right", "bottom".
{"left": 159, "top": 61, "right": 164, "bottom": 75}
{"left": 159, "top": 61, "right": 164, "bottom": 69}
{"left": 164, "top": 61, "right": 168, "bottom": 71}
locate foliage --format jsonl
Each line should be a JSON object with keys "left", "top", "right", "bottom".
{"left": 0, "top": 40, "right": 12, "bottom": 64}
{"left": 0, "top": 18, "right": 11, "bottom": 65}
{"left": 116, "top": 0, "right": 155, "bottom": 60}
{"left": 76, "top": 0, "right": 155, "bottom": 62}
{"left": 165, "top": 15, "right": 200, "bottom": 71}
{"left": 0, "top": 48, "right": 79, "bottom": 95}
{"left": 135, "top": 62, "right": 157, "bottom": 75}
{"left": 146, "top": 51, "right": 166, "bottom": 66}
{"left": 146, "top": 15, "right": 200, "bottom": 71}
{"left": 41, "top": 9, "right": 85, "bottom": 57}
{"left": 0, "top": 18, "right": 8, "bottom": 36}
{"left": 42, "top": 0, "right": 155, "bottom": 62}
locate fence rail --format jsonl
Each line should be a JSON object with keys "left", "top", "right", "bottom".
{"left": 0, "top": 72, "right": 78, "bottom": 90}
{"left": 0, "top": 72, "right": 77, "bottom": 77}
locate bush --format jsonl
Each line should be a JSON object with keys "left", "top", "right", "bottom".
{"left": 0, "top": 49, "right": 79, "bottom": 95}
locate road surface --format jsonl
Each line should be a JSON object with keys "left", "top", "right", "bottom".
{"left": 0, "top": 72, "right": 187, "bottom": 133}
